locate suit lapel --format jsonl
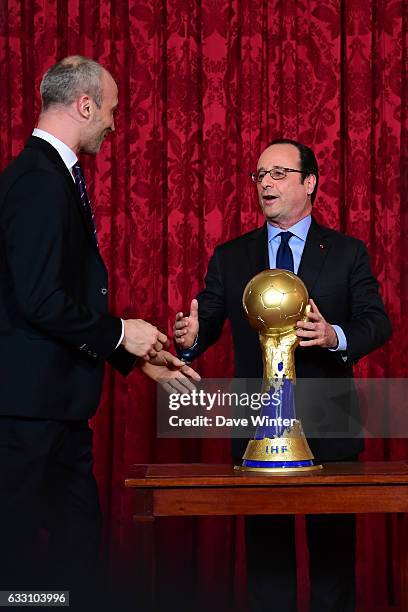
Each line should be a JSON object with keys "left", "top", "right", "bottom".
{"left": 246, "top": 224, "right": 269, "bottom": 276}
{"left": 25, "top": 137, "right": 101, "bottom": 255}
{"left": 297, "top": 217, "right": 331, "bottom": 293}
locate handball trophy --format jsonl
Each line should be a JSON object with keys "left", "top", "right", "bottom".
{"left": 236, "top": 269, "right": 322, "bottom": 473}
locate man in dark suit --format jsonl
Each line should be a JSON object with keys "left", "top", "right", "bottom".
{"left": 174, "top": 139, "right": 391, "bottom": 611}
{"left": 0, "top": 56, "right": 198, "bottom": 602}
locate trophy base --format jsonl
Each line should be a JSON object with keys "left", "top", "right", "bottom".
{"left": 234, "top": 463, "right": 323, "bottom": 474}
{"left": 238, "top": 426, "right": 323, "bottom": 474}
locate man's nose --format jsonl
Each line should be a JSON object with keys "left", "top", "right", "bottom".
{"left": 261, "top": 171, "right": 275, "bottom": 188}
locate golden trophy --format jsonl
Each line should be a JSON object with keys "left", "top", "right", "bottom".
{"left": 235, "top": 269, "right": 322, "bottom": 473}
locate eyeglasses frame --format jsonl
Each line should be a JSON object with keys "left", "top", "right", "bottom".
{"left": 250, "top": 166, "right": 311, "bottom": 183}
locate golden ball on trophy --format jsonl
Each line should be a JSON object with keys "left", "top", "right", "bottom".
{"left": 242, "top": 269, "right": 309, "bottom": 335}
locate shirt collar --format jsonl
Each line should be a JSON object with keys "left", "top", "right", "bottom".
{"left": 32, "top": 128, "right": 78, "bottom": 173}
{"left": 267, "top": 215, "right": 312, "bottom": 242}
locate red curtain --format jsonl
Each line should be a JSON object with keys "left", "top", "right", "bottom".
{"left": 1, "top": 1, "right": 407, "bottom": 609}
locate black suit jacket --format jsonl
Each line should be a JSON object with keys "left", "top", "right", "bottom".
{"left": 192, "top": 219, "right": 392, "bottom": 460}
{"left": 0, "top": 136, "right": 134, "bottom": 420}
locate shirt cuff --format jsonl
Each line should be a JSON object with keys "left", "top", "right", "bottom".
{"left": 178, "top": 334, "right": 199, "bottom": 363}
{"left": 329, "top": 325, "right": 347, "bottom": 352}
{"left": 115, "top": 319, "right": 125, "bottom": 349}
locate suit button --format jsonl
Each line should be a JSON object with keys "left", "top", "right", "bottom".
{"left": 101, "top": 287, "right": 108, "bottom": 295}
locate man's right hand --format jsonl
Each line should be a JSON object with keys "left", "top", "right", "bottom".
{"left": 173, "top": 299, "right": 199, "bottom": 349}
{"left": 122, "top": 319, "right": 168, "bottom": 359}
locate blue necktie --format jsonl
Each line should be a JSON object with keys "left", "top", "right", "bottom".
{"left": 276, "top": 231, "right": 294, "bottom": 272}
{"left": 72, "top": 162, "right": 98, "bottom": 247}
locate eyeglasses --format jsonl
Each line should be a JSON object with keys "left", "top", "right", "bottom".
{"left": 250, "top": 167, "right": 308, "bottom": 183}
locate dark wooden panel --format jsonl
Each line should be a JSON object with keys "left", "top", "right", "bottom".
{"left": 151, "top": 485, "right": 408, "bottom": 517}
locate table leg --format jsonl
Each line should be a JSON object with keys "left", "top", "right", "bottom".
{"left": 133, "top": 490, "right": 156, "bottom": 610}
{"left": 399, "top": 513, "right": 408, "bottom": 611}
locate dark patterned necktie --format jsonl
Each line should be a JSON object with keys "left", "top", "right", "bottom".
{"left": 72, "top": 162, "right": 98, "bottom": 247}
{"left": 276, "top": 231, "right": 294, "bottom": 272}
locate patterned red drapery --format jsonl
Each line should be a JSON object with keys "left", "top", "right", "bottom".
{"left": 1, "top": 1, "right": 406, "bottom": 609}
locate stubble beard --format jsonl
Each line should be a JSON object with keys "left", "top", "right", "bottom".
{"left": 81, "top": 131, "right": 106, "bottom": 155}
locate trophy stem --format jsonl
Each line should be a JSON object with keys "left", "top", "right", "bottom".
{"left": 260, "top": 331, "right": 298, "bottom": 390}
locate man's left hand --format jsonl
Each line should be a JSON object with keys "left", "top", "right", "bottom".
{"left": 296, "top": 299, "right": 338, "bottom": 349}
{"left": 140, "top": 350, "right": 201, "bottom": 394}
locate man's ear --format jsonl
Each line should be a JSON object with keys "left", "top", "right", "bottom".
{"left": 306, "top": 174, "right": 316, "bottom": 196}
{"left": 77, "top": 94, "right": 92, "bottom": 120}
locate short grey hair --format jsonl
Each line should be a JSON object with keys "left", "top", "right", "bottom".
{"left": 40, "top": 55, "right": 104, "bottom": 111}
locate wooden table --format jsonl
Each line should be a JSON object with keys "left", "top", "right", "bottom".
{"left": 125, "top": 462, "right": 408, "bottom": 610}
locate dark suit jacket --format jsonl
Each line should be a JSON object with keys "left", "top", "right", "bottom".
{"left": 192, "top": 219, "right": 392, "bottom": 460}
{"left": 0, "top": 136, "right": 134, "bottom": 420}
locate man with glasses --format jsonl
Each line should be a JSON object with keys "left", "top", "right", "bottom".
{"left": 174, "top": 139, "right": 391, "bottom": 611}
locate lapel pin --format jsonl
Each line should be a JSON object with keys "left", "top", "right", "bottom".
{"left": 319, "top": 244, "right": 324, "bottom": 249}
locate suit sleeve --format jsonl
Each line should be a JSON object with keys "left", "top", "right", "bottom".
{"left": 108, "top": 345, "right": 138, "bottom": 375}
{"left": 194, "top": 247, "right": 228, "bottom": 356}
{"left": 2, "top": 170, "right": 122, "bottom": 361}
{"left": 177, "top": 246, "right": 227, "bottom": 361}
{"left": 342, "top": 240, "right": 392, "bottom": 362}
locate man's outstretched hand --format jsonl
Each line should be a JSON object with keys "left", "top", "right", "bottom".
{"left": 122, "top": 318, "right": 169, "bottom": 359}
{"left": 173, "top": 299, "right": 199, "bottom": 348}
{"left": 140, "top": 350, "right": 201, "bottom": 394}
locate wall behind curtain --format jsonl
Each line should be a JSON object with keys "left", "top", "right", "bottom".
{"left": 1, "top": 1, "right": 407, "bottom": 609}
